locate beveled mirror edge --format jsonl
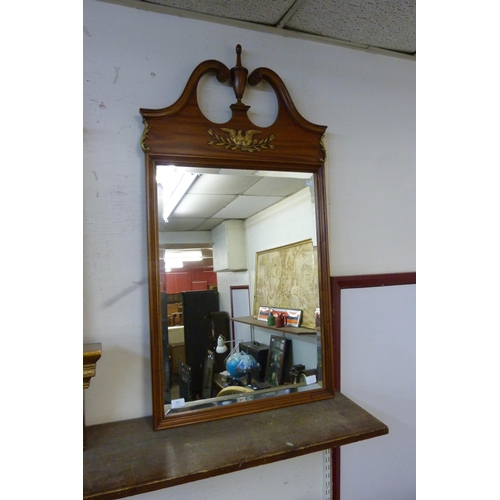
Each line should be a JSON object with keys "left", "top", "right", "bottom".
{"left": 140, "top": 46, "right": 334, "bottom": 431}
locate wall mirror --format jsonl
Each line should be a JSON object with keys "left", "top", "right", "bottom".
{"left": 140, "top": 46, "right": 334, "bottom": 430}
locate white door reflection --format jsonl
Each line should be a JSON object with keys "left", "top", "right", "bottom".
{"left": 230, "top": 286, "right": 252, "bottom": 344}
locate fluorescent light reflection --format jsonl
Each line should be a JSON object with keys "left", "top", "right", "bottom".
{"left": 163, "top": 249, "right": 204, "bottom": 272}
{"left": 156, "top": 165, "right": 198, "bottom": 223}
{"left": 254, "top": 170, "right": 313, "bottom": 179}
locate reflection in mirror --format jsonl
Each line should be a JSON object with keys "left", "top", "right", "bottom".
{"left": 157, "top": 166, "right": 322, "bottom": 414}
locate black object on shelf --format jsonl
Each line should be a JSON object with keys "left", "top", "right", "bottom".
{"left": 239, "top": 341, "right": 269, "bottom": 382}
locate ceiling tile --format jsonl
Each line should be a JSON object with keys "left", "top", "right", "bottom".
{"left": 172, "top": 193, "right": 237, "bottom": 218}
{"left": 163, "top": 218, "right": 207, "bottom": 231}
{"left": 285, "top": 0, "right": 416, "bottom": 53}
{"left": 140, "top": 0, "right": 416, "bottom": 55}
{"left": 193, "top": 218, "right": 227, "bottom": 231}
{"left": 189, "top": 173, "right": 261, "bottom": 195}
{"left": 144, "top": 0, "right": 295, "bottom": 25}
{"left": 213, "top": 195, "right": 284, "bottom": 219}
{"left": 246, "top": 177, "right": 310, "bottom": 197}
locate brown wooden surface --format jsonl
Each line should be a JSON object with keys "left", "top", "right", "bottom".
{"left": 231, "top": 316, "right": 316, "bottom": 335}
{"left": 139, "top": 54, "right": 326, "bottom": 168}
{"left": 83, "top": 391, "right": 388, "bottom": 500}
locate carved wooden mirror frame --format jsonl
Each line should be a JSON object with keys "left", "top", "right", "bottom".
{"left": 140, "top": 45, "right": 334, "bottom": 430}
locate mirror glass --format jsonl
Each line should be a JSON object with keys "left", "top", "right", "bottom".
{"left": 156, "top": 165, "right": 323, "bottom": 415}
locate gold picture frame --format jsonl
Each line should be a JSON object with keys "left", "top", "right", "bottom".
{"left": 253, "top": 239, "right": 318, "bottom": 329}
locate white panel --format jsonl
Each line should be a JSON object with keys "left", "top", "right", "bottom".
{"left": 129, "top": 451, "right": 325, "bottom": 500}
{"left": 174, "top": 193, "right": 236, "bottom": 217}
{"left": 245, "top": 178, "right": 309, "bottom": 196}
{"left": 340, "top": 284, "right": 416, "bottom": 500}
{"left": 212, "top": 220, "right": 247, "bottom": 271}
{"left": 189, "top": 173, "right": 260, "bottom": 194}
{"left": 215, "top": 271, "right": 251, "bottom": 320}
{"left": 230, "top": 287, "right": 251, "bottom": 343}
{"left": 230, "top": 287, "right": 250, "bottom": 317}
{"left": 213, "top": 195, "right": 283, "bottom": 219}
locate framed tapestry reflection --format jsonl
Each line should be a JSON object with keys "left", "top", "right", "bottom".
{"left": 253, "top": 239, "right": 318, "bottom": 329}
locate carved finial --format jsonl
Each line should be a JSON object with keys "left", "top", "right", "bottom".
{"left": 235, "top": 44, "right": 242, "bottom": 66}
{"left": 231, "top": 44, "right": 248, "bottom": 105}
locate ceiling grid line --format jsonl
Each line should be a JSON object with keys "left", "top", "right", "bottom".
{"left": 276, "top": 0, "right": 307, "bottom": 29}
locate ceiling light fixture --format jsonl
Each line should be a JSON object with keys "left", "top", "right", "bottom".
{"left": 164, "top": 250, "right": 203, "bottom": 262}
{"left": 156, "top": 165, "right": 198, "bottom": 222}
{"left": 163, "top": 249, "right": 204, "bottom": 272}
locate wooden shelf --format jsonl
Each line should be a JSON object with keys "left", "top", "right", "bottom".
{"left": 83, "top": 391, "right": 388, "bottom": 499}
{"left": 231, "top": 316, "right": 316, "bottom": 335}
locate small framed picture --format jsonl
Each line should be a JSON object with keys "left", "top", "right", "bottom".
{"left": 257, "top": 306, "right": 303, "bottom": 327}
{"left": 257, "top": 306, "right": 271, "bottom": 322}
{"left": 265, "top": 335, "right": 290, "bottom": 386}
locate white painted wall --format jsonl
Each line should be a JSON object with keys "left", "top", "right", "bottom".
{"left": 131, "top": 452, "right": 327, "bottom": 500}
{"left": 83, "top": 0, "right": 415, "bottom": 497}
